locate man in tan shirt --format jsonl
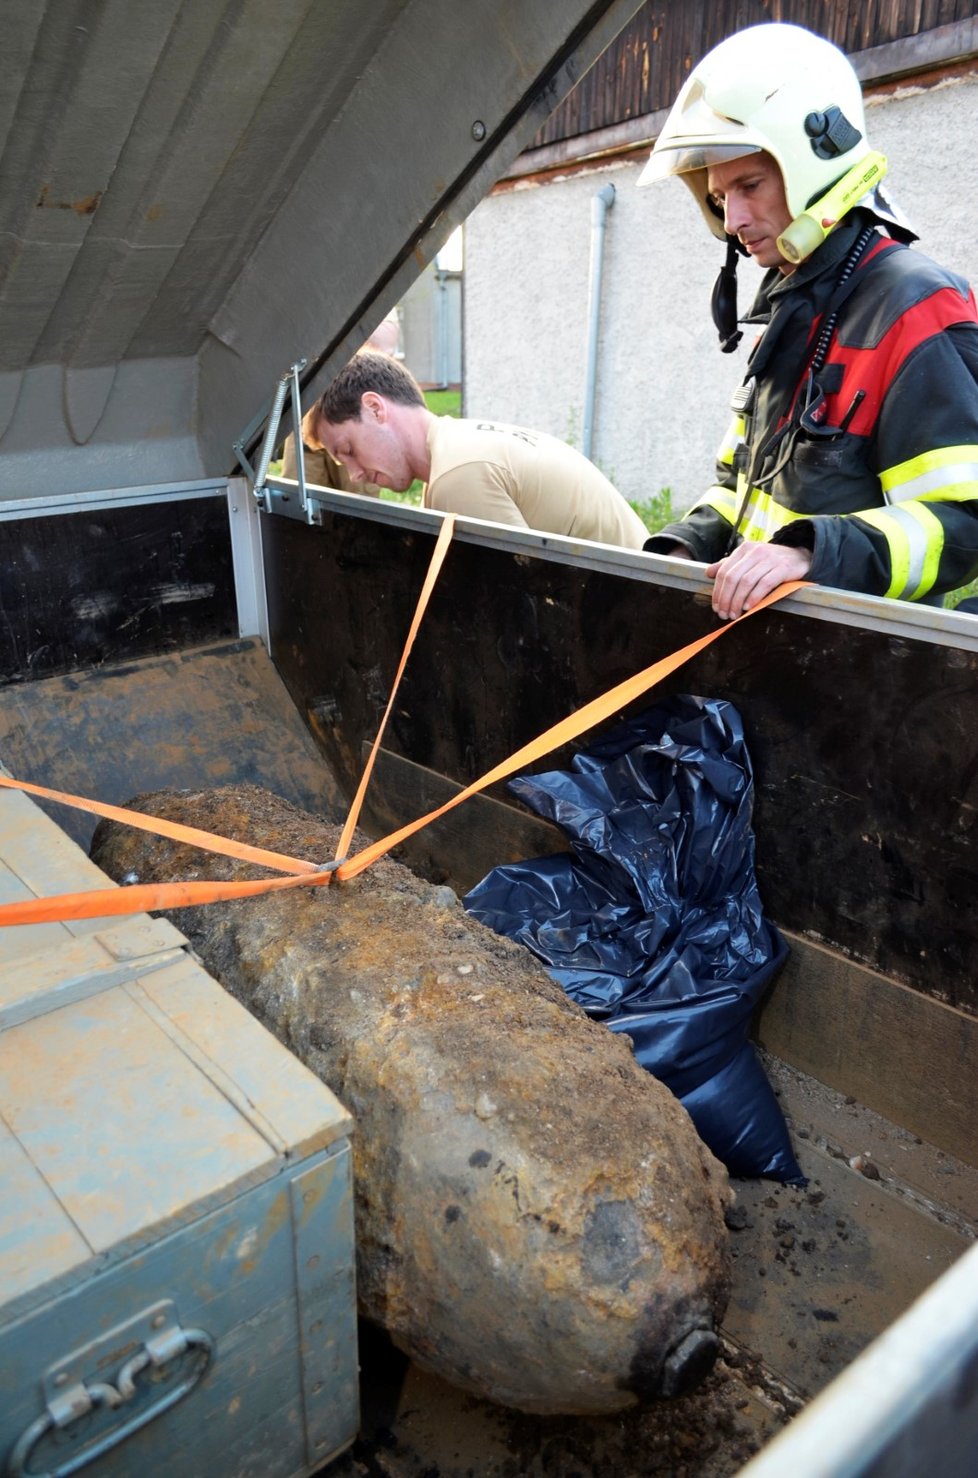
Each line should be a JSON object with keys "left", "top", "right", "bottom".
{"left": 313, "top": 352, "right": 648, "bottom": 550}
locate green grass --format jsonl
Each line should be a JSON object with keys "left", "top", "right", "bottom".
{"left": 630, "top": 487, "right": 676, "bottom": 537}
{"left": 378, "top": 485, "right": 423, "bottom": 505}
{"left": 423, "top": 387, "right": 461, "bottom": 418}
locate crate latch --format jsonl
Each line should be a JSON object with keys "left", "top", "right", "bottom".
{"left": 7, "top": 1300, "right": 213, "bottom": 1477}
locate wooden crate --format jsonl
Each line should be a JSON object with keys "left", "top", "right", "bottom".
{"left": 0, "top": 788, "right": 357, "bottom": 1477}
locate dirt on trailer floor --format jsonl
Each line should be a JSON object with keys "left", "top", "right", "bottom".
{"left": 326, "top": 1323, "right": 794, "bottom": 1478}
{"left": 322, "top": 1053, "right": 978, "bottom": 1477}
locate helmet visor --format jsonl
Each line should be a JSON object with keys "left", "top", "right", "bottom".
{"left": 638, "top": 140, "right": 761, "bottom": 187}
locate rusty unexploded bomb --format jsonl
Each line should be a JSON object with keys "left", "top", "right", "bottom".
{"left": 92, "top": 784, "right": 732, "bottom": 1416}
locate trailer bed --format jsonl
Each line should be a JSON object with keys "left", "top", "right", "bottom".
{"left": 327, "top": 1055, "right": 977, "bottom": 1475}
{"left": 1, "top": 639, "right": 974, "bottom": 1475}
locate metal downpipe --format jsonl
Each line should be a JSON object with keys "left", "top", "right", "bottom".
{"left": 582, "top": 183, "right": 615, "bottom": 460}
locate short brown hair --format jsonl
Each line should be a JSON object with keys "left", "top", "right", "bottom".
{"left": 317, "top": 350, "right": 425, "bottom": 424}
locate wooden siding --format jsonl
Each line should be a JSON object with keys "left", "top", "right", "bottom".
{"left": 533, "top": 0, "right": 978, "bottom": 147}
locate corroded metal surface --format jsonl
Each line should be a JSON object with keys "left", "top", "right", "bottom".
{"left": 92, "top": 784, "right": 731, "bottom": 1416}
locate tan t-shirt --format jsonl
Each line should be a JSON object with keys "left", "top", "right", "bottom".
{"left": 423, "top": 417, "right": 647, "bottom": 549}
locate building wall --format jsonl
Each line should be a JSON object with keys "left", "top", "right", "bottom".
{"left": 399, "top": 264, "right": 463, "bottom": 388}
{"left": 463, "top": 71, "right": 978, "bottom": 510}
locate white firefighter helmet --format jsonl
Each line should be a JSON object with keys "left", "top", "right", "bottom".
{"left": 638, "top": 23, "right": 883, "bottom": 244}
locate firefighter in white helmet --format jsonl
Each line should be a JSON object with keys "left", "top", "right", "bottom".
{"left": 640, "top": 22, "right": 978, "bottom": 618}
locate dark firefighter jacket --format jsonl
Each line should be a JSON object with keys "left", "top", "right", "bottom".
{"left": 646, "top": 213, "right": 978, "bottom": 602}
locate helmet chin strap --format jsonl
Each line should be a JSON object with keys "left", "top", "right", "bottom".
{"left": 711, "top": 235, "right": 747, "bottom": 353}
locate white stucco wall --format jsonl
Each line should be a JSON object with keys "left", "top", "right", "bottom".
{"left": 463, "top": 71, "right": 978, "bottom": 512}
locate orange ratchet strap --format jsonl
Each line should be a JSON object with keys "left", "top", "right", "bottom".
{"left": 0, "top": 514, "right": 454, "bottom": 925}
{"left": 0, "top": 567, "right": 807, "bottom": 926}
{"left": 333, "top": 578, "right": 808, "bottom": 880}
{"left": 0, "top": 774, "right": 319, "bottom": 876}
{"left": 335, "top": 511, "right": 456, "bottom": 864}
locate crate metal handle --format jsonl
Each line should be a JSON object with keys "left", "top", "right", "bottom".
{"left": 7, "top": 1328, "right": 213, "bottom": 1477}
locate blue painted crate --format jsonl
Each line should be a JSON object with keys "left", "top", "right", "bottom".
{"left": 0, "top": 788, "right": 358, "bottom": 1477}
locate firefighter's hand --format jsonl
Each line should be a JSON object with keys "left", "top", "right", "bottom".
{"left": 705, "top": 542, "right": 812, "bottom": 621}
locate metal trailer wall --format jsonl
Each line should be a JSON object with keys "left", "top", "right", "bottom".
{"left": 260, "top": 496, "right": 978, "bottom": 1018}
